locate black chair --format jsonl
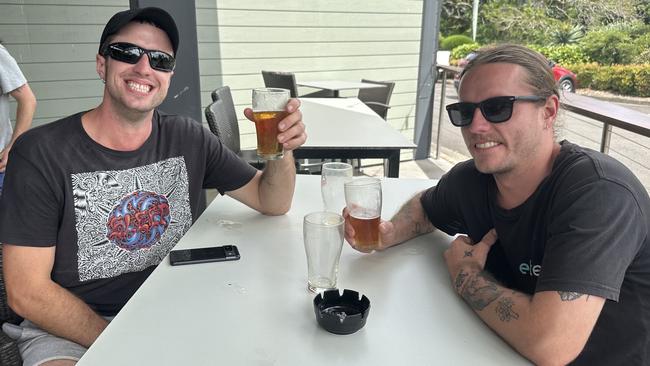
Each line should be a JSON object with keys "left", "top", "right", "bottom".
{"left": 357, "top": 79, "right": 395, "bottom": 120}
{"left": 0, "top": 246, "right": 22, "bottom": 366}
{"left": 205, "top": 86, "right": 265, "bottom": 169}
{"left": 261, "top": 70, "right": 300, "bottom": 98}
{"left": 261, "top": 71, "right": 333, "bottom": 98}
{"left": 355, "top": 79, "right": 396, "bottom": 171}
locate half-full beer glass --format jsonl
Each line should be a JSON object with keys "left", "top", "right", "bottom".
{"left": 344, "top": 177, "right": 382, "bottom": 251}
{"left": 251, "top": 88, "right": 290, "bottom": 160}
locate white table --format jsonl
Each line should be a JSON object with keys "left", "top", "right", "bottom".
{"left": 298, "top": 80, "right": 386, "bottom": 97}
{"left": 297, "top": 98, "right": 416, "bottom": 177}
{"left": 78, "top": 175, "right": 528, "bottom": 365}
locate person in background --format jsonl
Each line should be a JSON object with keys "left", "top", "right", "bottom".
{"left": 0, "top": 7, "right": 306, "bottom": 365}
{"left": 345, "top": 44, "right": 649, "bottom": 365}
{"left": 0, "top": 40, "right": 37, "bottom": 196}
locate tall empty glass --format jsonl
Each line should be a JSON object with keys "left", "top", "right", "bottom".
{"left": 344, "top": 177, "right": 382, "bottom": 251}
{"left": 251, "top": 88, "right": 290, "bottom": 160}
{"left": 303, "top": 212, "right": 345, "bottom": 293}
{"left": 321, "top": 162, "right": 353, "bottom": 214}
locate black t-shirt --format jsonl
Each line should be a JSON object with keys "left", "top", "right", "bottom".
{"left": 0, "top": 110, "right": 257, "bottom": 315}
{"left": 420, "top": 141, "right": 650, "bottom": 365}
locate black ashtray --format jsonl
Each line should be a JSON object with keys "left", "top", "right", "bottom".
{"left": 313, "top": 289, "right": 371, "bottom": 335}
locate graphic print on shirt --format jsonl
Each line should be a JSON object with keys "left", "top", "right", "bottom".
{"left": 72, "top": 157, "right": 191, "bottom": 281}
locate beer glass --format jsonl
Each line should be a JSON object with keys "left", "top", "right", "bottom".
{"left": 303, "top": 212, "right": 345, "bottom": 293}
{"left": 251, "top": 88, "right": 290, "bottom": 160}
{"left": 344, "top": 177, "right": 382, "bottom": 251}
{"left": 321, "top": 162, "right": 353, "bottom": 214}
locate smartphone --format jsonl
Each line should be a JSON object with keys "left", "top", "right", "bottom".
{"left": 169, "top": 245, "right": 240, "bottom": 266}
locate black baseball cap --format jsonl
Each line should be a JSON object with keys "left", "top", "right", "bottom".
{"left": 99, "top": 7, "right": 179, "bottom": 55}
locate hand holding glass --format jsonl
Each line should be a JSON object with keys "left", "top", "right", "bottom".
{"left": 251, "top": 88, "right": 290, "bottom": 160}
{"left": 321, "top": 162, "right": 353, "bottom": 214}
{"left": 344, "top": 177, "right": 382, "bottom": 251}
{"left": 303, "top": 212, "right": 345, "bottom": 293}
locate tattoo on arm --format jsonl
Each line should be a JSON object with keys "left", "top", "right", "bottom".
{"left": 463, "top": 250, "right": 473, "bottom": 257}
{"left": 495, "top": 297, "right": 519, "bottom": 322}
{"left": 558, "top": 291, "right": 585, "bottom": 301}
{"left": 461, "top": 272, "right": 503, "bottom": 311}
{"left": 455, "top": 269, "right": 469, "bottom": 292}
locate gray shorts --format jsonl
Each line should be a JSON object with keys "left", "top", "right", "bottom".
{"left": 3, "top": 317, "right": 111, "bottom": 366}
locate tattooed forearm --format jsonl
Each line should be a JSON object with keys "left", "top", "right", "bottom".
{"left": 392, "top": 193, "right": 433, "bottom": 237}
{"left": 461, "top": 272, "right": 503, "bottom": 311}
{"left": 558, "top": 291, "right": 585, "bottom": 301}
{"left": 463, "top": 250, "right": 473, "bottom": 257}
{"left": 496, "top": 297, "right": 519, "bottom": 322}
{"left": 455, "top": 269, "right": 469, "bottom": 292}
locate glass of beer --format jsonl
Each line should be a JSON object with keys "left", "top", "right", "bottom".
{"left": 251, "top": 88, "right": 290, "bottom": 160}
{"left": 344, "top": 177, "right": 382, "bottom": 251}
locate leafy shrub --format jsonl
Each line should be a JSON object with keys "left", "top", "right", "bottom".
{"left": 567, "top": 63, "right": 650, "bottom": 97}
{"left": 441, "top": 34, "right": 474, "bottom": 51}
{"left": 529, "top": 44, "right": 590, "bottom": 65}
{"left": 450, "top": 43, "right": 480, "bottom": 62}
{"left": 579, "top": 29, "right": 637, "bottom": 65}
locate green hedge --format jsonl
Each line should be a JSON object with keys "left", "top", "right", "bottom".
{"left": 450, "top": 43, "right": 480, "bottom": 63}
{"left": 567, "top": 63, "right": 650, "bottom": 97}
{"left": 441, "top": 35, "right": 474, "bottom": 51}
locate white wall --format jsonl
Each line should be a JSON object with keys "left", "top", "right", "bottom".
{"left": 196, "top": 0, "right": 424, "bottom": 152}
{"left": 2, "top": 1, "right": 424, "bottom": 159}
{"left": 0, "top": 0, "right": 129, "bottom": 127}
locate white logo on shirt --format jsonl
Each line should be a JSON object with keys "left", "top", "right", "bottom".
{"left": 519, "top": 260, "right": 542, "bottom": 277}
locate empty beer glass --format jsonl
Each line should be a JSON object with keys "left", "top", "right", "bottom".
{"left": 321, "top": 162, "right": 353, "bottom": 214}
{"left": 251, "top": 88, "right": 290, "bottom": 160}
{"left": 303, "top": 212, "right": 345, "bottom": 293}
{"left": 344, "top": 177, "right": 382, "bottom": 251}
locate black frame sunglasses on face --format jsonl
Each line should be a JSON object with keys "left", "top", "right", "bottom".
{"left": 101, "top": 42, "right": 176, "bottom": 72}
{"left": 446, "top": 95, "right": 545, "bottom": 127}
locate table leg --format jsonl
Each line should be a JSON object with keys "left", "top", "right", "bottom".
{"left": 386, "top": 150, "right": 400, "bottom": 178}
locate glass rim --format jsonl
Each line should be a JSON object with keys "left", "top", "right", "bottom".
{"left": 322, "top": 162, "right": 353, "bottom": 171}
{"left": 252, "top": 87, "right": 290, "bottom": 95}
{"left": 344, "top": 177, "right": 381, "bottom": 187}
{"left": 304, "top": 211, "right": 344, "bottom": 226}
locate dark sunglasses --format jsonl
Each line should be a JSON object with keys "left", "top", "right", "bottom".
{"left": 101, "top": 42, "right": 176, "bottom": 72}
{"left": 446, "top": 95, "right": 545, "bottom": 127}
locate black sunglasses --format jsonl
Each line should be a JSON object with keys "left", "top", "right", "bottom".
{"left": 446, "top": 95, "right": 545, "bottom": 127}
{"left": 101, "top": 42, "right": 176, "bottom": 72}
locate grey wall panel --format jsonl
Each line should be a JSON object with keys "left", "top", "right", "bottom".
{"left": 0, "top": 1, "right": 129, "bottom": 125}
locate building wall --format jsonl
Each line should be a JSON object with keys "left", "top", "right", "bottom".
{"left": 2, "top": 1, "right": 424, "bottom": 157}
{"left": 0, "top": 0, "right": 129, "bottom": 127}
{"left": 196, "top": 0, "right": 423, "bottom": 152}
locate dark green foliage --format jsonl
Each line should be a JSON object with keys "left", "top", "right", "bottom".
{"left": 441, "top": 35, "right": 474, "bottom": 51}
{"left": 579, "top": 29, "right": 637, "bottom": 65}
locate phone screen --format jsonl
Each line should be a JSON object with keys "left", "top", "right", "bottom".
{"left": 169, "top": 245, "right": 240, "bottom": 266}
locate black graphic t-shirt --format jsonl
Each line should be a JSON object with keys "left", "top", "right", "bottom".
{"left": 420, "top": 141, "right": 650, "bottom": 365}
{"left": 0, "top": 110, "right": 257, "bottom": 315}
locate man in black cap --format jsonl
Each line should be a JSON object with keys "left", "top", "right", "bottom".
{"left": 0, "top": 7, "right": 306, "bottom": 365}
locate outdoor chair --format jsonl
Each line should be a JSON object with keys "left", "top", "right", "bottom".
{"left": 0, "top": 246, "right": 22, "bottom": 366}
{"left": 357, "top": 79, "right": 395, "bottom": 120}
{"left": 355, "top": 79, "right": 396, "bottom": 171}
{"left": 260, "top": 72, "right": 327, "bottom": 173}
{"left": 261, "top": 71, "right": 333, "bottom": 98}
{"left": 205, "top": 86, "right": 266, "bottom": 170}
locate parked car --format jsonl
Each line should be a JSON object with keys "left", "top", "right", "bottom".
{"left": 453, "top": 52, "right": 578, "bottom": 93}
